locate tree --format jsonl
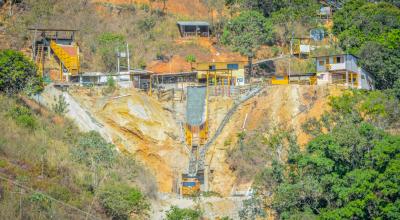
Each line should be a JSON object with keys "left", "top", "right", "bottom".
{"left": 359, "top": 41, "right": 400, "bottom": 89}
{"left": 96, "top": 33, "right": 125, "bottom": 72}
{"left": 185, "top": 54, "right": 196, "bottom": 70}
{"left": 0, "top": 49, "right": 42, "bottom": 95}
{"left": 332, "top": 1, "right": 400, "bottom": 89}
{"left": 52, "top": 94, "right": 69, "bottom": 115}
{"left": 333, "top": 1, "right": 400, "bottom": 54}
{"left": 394, "top": 79, "right": 400, "bottom": 100}
{"left": 254, "top": 91, "right": 400, "bottom": 219}
{"left": 221, "top": 10, "right": 274, "bottom": 77}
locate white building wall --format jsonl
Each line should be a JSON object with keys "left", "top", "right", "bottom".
{"left": 359, "top": 68, "right": 375, "bottom": 90}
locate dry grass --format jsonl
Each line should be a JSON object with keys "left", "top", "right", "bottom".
{"left": 0, "top": 95, "right": 157, "bottom": 219}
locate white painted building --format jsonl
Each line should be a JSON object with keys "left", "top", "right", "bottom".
{"left": 315, "top": 54, "right": 375, "bottom": 90}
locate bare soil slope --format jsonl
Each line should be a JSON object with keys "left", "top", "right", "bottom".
{"left": 69, "top": 87, "right": 188, "bottom": 193}
{"left": 206, "top": 85, "right": 344, "bottom": 196}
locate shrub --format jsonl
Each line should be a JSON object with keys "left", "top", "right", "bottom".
{"left": 165, "top": 206, "right": 202, "bottom": 220}
{"left": 48, "top": 185, "right": 72, "bottom": 202}
{"left": 8, "top": 106, "right": 37, "bottom": 129}
{"left": 102, "top": 76, "right": 116, "bottom": 95}
{"left": 138, "top": 17, "right": 156, "bottom": 32}
{"left": 71, "top": 131, "right": 116, "bottom": 168}
{"left": 99, "top": 183, "right": 150, "bottom": 219}
{"left": 52, "top": 94, "right": 69, "bottom": 115}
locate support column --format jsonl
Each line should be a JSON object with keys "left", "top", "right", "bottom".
{"left": 350, "top": 73, "right": 354, "bottom": 88}
{"left": 345, "top": 71, "right": 349, "bottom": 88}
{"left": 60, "top": 62, "right": 63, "bottom": 81}
{"left": 214, "top": 73, "right": 217, "bottom": 95}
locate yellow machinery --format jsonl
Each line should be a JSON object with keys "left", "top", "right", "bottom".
{"left": 50, "top": 40, "right": 80, "bottom": 76}
{"left": 29, "top": 28, "right": 80, "bottom": 81}
{"left": 181, "top": 176, "right": 201, "bottom": 196}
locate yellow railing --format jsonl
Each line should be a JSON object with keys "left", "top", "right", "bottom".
{"left": 35, "top": 45, "right": 44, "bottom": 77}
{"left": 50, "top": 41, "right": 80, "bottom": 75}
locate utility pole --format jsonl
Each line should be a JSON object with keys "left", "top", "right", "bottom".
{"left": 127, "top": 43, "right": 130, "bottom": 74}
{"left": 289, "top": 32, "right": 294, "bottom": 85}
{"left": 116, "top": 47, "right": 120, "bottom": 75}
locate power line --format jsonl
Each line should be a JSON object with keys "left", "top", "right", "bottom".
{"left": 0, "top": 173, "right": 100, "bottom": 220}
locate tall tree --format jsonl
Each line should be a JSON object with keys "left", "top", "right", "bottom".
{"left": 221, "top": 10, "right": 274, "bottom": 77}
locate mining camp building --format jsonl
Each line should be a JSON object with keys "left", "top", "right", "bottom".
{"left": 315, "top": 54, "right": 375, "bottom": 90}
{"left": 197, "top": 61, "right": 247, "bottom": 86}
{"left": 177, "top": 21, "right": 210, "bottom": 37}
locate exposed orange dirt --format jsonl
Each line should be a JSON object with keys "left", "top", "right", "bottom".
{"left": 69, "top": 87, "right": 188, "bottom": 192}
{"left": 147, "top": 38, "right": 246, "bottom": 73}
{"left": 206, "top": 85, "right": 344, "bottom": 196}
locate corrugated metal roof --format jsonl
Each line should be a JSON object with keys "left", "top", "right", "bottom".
{"left": 177, "top": 21, "right": 210, "bottom": 26}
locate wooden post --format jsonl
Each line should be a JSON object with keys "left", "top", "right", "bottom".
{"left": 214, "top": 72, "right": 217, "bottom": 95}
{"left": 350, "top": 73, "right": 353, "bottom": 88}
{"left": 228, "top": 74, "right": 231, "bottom": 97}
{"left": 149, "top": 75, "right": 152, "bottom": 96}
{"left": 60, "top": 62, "right": 63, "bottom": 81}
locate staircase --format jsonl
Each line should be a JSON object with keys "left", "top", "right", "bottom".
{"left": 50, "top": 41, "right": 80, "bottom": 75}
{"left": 35, "top": 45, "right": 44, "bottom": 77}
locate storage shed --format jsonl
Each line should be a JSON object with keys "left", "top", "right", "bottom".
{"left": 177, "top": 21, "right": 210, "bottom": 37}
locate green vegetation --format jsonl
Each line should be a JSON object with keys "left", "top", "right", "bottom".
{"left": 165, "top": 206, "right": 202, "bottom": 220}
{"left": 99, "top": 183, "right": 150, "bottom": 219}
{"left": 185, "top": 54, "right": 196, "bottom": 70}
{"left": 8, "top": 105, "right": 37, "bottom": 129}
{"left": 103, "top": 76, "right": 117, "bottom": 95}
{"left": 333, "top": 0, "right": 400, "bottom": 89}
{"left": 0, "top": 96, "right": 155, "bottom": 219}
{"left": 248, "top": 90, "right": 400, "bottom": 219}
{"left": 52, "top": 94, "right": 69, "bottom": 115}
{"left": 97, "top": 32, "right": 126, "bottom": 72}
{"left": 227, "top": 128, "right": 296, "bottom": 182}
{"left": 0, "top": 50, "right": 42, "bottom": 95}
{"left": 222, "top": 10, "right": 273, "bottom": 75}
